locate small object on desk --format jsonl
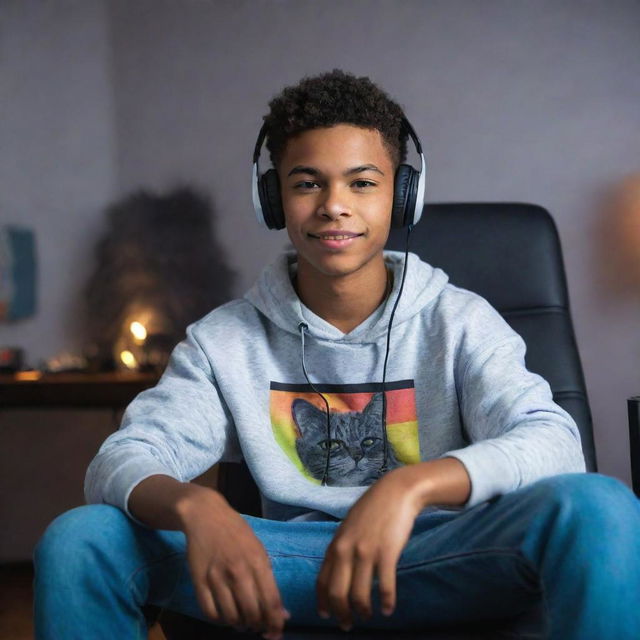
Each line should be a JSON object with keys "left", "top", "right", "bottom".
{"left": 0, "top": 346, "right": 23, "bottom": 373}
{"left": 43, "top": 351, "right": 88, "bottom": 373}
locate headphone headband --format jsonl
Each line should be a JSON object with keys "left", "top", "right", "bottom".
{"left": 253, "top": 123, "right": 268, "bottom": 164}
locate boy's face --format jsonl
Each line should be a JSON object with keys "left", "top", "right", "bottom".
{"left": 278, "top": 124, "right": 395, "bottom": 280}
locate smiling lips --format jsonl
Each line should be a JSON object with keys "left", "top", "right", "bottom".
{"left": 308, "top": 231, "right": 363, "bottom": 239}
{"left": 307, "top": 231, "right": 363, "bottom": 249}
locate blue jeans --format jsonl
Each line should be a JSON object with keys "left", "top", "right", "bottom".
{"left": 33, "top": 473, "right": 640, "bottom": 639}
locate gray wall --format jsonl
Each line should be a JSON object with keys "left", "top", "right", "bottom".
{"left": 0, "top": 0, "right": 119, "bottom": 561}
{"left": 1, "top": 0, "right": 640, "bottom": 558}
{"left": 1, "top": 0, "right": 116, "bottom": 358}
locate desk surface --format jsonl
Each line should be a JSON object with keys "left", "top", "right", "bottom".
{"left": 0, "top": 371, "right": 160, "bottom": 408}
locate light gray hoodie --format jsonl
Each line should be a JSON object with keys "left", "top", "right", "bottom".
{"left": 84, "top": 250, "right": 586, "bottom": 524}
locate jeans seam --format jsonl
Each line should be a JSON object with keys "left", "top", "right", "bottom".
{"left": 270, "top": 552, "right": 325, "bottom": 560}
{"left": 397, "top": 546, "right": 534, "bottom": 572}
{"left": 270, "top": 547, "right": 538, "bottom": 571}
{"left": 125, "top": 551, "right": 186, "bottom": 603}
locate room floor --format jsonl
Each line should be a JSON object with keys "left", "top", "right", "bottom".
{"left": 0, "top": 562, "right": 166, "bottom": 639}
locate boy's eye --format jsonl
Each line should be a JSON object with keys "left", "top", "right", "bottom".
{"left": 294, "top": 181, "right": 320, "bottom": 190}
{"left": 293, "top": 180, "right": 376, "bottom": 190}
{"left": 352, "top": 180, "right": 376, "bottom": 189}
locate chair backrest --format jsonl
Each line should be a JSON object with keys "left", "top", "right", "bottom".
{"left": 387, "top": 202, "right": 596, "bottom": 471}
{"left": 218, "top": 202, "right": 596, "bottom": 516}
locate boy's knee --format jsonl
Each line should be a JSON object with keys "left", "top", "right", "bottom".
{"left": 535, "top": 472, "right": 630, "bottom": 504}
{"left": 518, "top": 473, "right": 640, "bottom": 583}
{"left": 526, "top": 473, "right": 637, "bottom": 530}
{"left": 34, "top": 504, "right": 131, "bottom": 567}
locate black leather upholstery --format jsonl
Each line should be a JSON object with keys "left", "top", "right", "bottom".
{"left": 629, "top": 397, "right": 640, "bottom": 496}
{"left": 387, "top": 202, "right": 596, "bottom": 471}
{"left": 156, "top": 203, "right": 595, "bottom": 638}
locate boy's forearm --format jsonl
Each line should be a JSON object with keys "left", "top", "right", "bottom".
{"left": 128, "top": 474, "right": 230, "bottom": 531}
{"left": 395, "top": 457, "right": 472, "bottom": 510}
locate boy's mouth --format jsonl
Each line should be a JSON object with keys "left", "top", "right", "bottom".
{"left": 307, "top": 232, "right": 364, "bottom": 250}
{"left": 307, "top": 232, "right": 363, "bottom": 240}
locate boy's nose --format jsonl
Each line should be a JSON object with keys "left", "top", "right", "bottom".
{"left": 317, "top": 190, "right": 352, "bottom": 219}
{"left": 318, "top": 207, "right": 350, "bottom": 220}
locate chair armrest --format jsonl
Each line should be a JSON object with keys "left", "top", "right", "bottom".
{"left": 628, "top": 396, "right": 640, "bottom": 497}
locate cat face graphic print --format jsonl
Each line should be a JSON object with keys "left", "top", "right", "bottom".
{"left": 270, "top": 381, "right": 419, "bottom": 486}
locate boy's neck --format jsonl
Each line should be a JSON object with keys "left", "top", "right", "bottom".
{"left": 294, "top": 254, "right": 391, "bottom": 334}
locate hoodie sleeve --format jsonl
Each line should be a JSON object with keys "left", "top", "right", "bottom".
{"left": 84, "top": 322, "right": 243, "bottom": 524}
{"left": 443, "top": 297, "right": 586, "bottom": 508}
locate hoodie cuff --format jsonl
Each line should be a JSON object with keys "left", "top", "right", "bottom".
{"left": 86, "top": 455, "right": 177, "bottom": 528}
{"left": 442, "top": 441, "right": 520, "bottom": 508}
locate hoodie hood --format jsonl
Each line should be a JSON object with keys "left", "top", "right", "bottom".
{"left": 244, "top": 250, "right": 449, "bottom": 343}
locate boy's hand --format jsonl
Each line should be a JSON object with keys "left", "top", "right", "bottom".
{"left": 315, "top": 467, "right": 425, "bottom": 631}
{"left": 180, "top": 490, "right": 290, "bottom": 640}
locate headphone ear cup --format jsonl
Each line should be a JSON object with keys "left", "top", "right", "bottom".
{"left": 258, "top": 169, "right": 285, "bottom": 230}
{"left": 392, "top": 164, "right": 419, "bottom": 228}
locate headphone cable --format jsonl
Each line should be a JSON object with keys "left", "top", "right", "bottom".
{"left": 298, "top": 322, "right": 332, "bottom": 486}
{"left": 297, "top": 225, "right": 414, "bottom": 486}
{"left": 380, "top": 223, "right": 414, "bottom": 474}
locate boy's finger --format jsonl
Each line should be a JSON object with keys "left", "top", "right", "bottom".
{"left": 324, "top": 557, "right": 354, "bottom": 630}
{"left": 209, "top": 578, "right": 243, "bottom": 628}
{"left": 231, "top": 574, "right": 264, "bottom": 631}
{"left": 255, "top": 564, "right": 289, "bottom": 633}
{"left": 376, "top": 555, "right": 397, "bottom": 616}
{"left": 194, "top": 580, "right": 220, "bottom": 622}
{"left": 316, "top": 560, "right": 332, "bottom": 618}
{"left": 349, "top": 558, "right": 374, "bottom": 620}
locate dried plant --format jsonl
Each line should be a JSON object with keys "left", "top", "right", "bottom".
{"left": 84, "top": 186, "right": 235, "bottom": 369}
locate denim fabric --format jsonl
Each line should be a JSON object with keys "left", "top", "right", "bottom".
{"left": 33, "top": 473, "right": 640, "bottom": 639}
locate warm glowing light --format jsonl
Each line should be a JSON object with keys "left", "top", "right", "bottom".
{"left": 130, "top": 321, "right": 147, "bottom": 342}
{"left": 15, "top": 370, "right": 43, "bottom": 381}
{"left": 120, "top": 350, "right": 137, "bottom": 369}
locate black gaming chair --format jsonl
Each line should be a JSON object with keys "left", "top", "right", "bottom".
{"left": 153, "top": 202, "right": 597, "bottom": 639}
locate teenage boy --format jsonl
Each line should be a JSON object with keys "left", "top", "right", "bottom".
{"left": 34, "top": 70, "right": 640, "bottom": 640}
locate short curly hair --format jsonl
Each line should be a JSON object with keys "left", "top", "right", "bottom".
{"left": 263, "top": 69, "right": 408, "bottom": 170}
